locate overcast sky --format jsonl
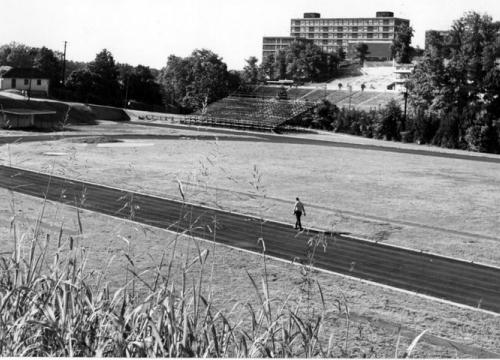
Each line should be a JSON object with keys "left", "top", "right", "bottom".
{"left": 1, "top": 0, "right": 499, "bottom": 70}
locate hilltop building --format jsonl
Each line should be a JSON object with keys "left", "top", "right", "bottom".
{"left": 262, "top": 36, "right": 312, "bottom": 60}
{"left": 262, "top": 11, "right": 410, "bottom": 61}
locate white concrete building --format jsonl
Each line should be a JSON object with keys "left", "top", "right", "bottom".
{"left": 0, "top": 67, "right": 50, "bottom": 96}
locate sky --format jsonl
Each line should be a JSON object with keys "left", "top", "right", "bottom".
{"left": 1, "top": 0, "right": 500, "bottom": 70}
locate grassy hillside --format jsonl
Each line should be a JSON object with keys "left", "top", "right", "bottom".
{"left": 0, "top": 95, "right": 132, "bottom": 126}
{"left": 0, "top": 95, "right": 97, "bottom": 125}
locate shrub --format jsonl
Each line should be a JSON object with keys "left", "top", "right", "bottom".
{"left": 374, "top": 100, "right": 402, "bottom": 141}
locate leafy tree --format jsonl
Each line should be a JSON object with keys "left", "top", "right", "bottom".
{"left": 118, "top": 64, "right": 162, "bottom": 106}
{"left": 65, "top": 69, "right": 94, "bottom": 103}
{"left": 374, "top": 99, "right": 402, "bottom": 140}
{"left": 273, "top": 50, "right": 287, "bottom": 80}
{"left": 87, "top": 49, "right": 121, "bottom": 105}
{"left": 336, "top": 47, "right": 346, "bottom": 61}
{"left": 64, "top": 49, "right": 121, "bottom": 106}
{"left": 407, "top": 11, "right": 500, "bottom": 152}
{"left": 312, "top": 99, "right": 338, "bottom": 130}
{"left": 260, "top": 41, "right": 338, "bottom": 82}
{"left": 160, "top": 49, "right": 234, "bottom": 113}
{"left": 391, "top": 24, "right": 414, "bottom": 63}
{"left": 0, "top": 42, "right": 36, "bottom": 67}
{"left": 260, "top": 54, "right": 276, "bottom": 81}
{"left": 34, "top": 47, "right": 62, "bottom": 89}
{"left": 425, "top": 31, "right": 451, "bottom": 59}
{"left": 227, "top": 70, "right": 242, "bottom": 92}
{"left": 242, "top": 56, "right": 259, "bottom": 84}
{"left": 354, "top": 43, "right": 369, "bottom": 66}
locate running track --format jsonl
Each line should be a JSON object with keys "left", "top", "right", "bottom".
{"left": 1, "top": 164, "right": 499, "bottom": 313}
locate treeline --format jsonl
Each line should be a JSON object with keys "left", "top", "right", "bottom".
{"left": 300, "top": 12, "right": 500, "bottom": 154}
{"left": 159, "top": 41, "right": 341, "bottom": 113}
{"left": 257, "top": 41, "right": 340, "bottom": 83}
{"left": 0, "top": 43, "right": 162, "bottom": 109}
{"left": 406, "top": 12, "right": 500, "bottom": 153}
{"left": 296, "top": 99, "right": 409, "bottom": 142}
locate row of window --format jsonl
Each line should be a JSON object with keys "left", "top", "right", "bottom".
{"left": 294, "top": 32, "right": 392, "bottom": 39}
{"left": 10, "top": 78, "right": 43, "bottom": 87}
{"left": 262, "top": 45, "right": 289, "bottom": 50}
{"left": 293, "top": 19, "right": 395, "bottom": 26}
{"left": 321, "top": 46, "right": 347, "bottom": 52}
{"left": 292, "top": 26, "right": 394, "bottom": 33}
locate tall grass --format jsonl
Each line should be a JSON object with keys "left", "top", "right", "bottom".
{"left": 0, "top": 147, "right": 429, "bottom": 357}
{"left": 0, "top": 205, "right": 339, "bottom": 356}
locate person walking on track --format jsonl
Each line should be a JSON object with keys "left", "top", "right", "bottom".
{"left": 293, "top": 197, "right": 306, "bottom": 231}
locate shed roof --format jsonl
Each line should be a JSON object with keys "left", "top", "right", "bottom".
{"left": 0, "top": 67, "right": 48, "bottom": 79}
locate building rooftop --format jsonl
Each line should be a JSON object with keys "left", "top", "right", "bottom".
{"left": 0, "top": 67, "right": 48, "bottom": 79}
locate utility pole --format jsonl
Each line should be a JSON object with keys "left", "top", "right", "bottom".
{"left": 348, "top": 84, "right": 352, "bottom": 110}
{"left": 61, "top": 41, "right": 67, "bottom": 85}
{"left": 124, "top": 75, "right": 130, "bottom": 108}
{"left": 403, "top": 87, "right": 408, "bottom": 131}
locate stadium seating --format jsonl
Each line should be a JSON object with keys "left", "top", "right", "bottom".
{"left": 188, "top": 96, "right": 314, "bottom": 130}
{"left": 186, "top": 86, "right": 402, "bottom": 131}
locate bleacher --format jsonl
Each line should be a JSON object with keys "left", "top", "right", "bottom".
{"left": 187, "top": 96, "right": 314, "bottom": 130}
{"left": 359, "top": 92, "right": 404, "bottom": 109}
{"left": 185, "top": 85, "right": 401, "bottom": 131}
{"left": 286, "top": 88, "right": 317, "bottom": 100}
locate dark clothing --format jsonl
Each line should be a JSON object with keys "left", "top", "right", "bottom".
{"left": 294, "top": 210, "right": 303, "bottom": 230}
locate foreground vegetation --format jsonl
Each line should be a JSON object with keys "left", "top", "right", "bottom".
{"left": 0, "top": 193, "right": 432, "bottom": 357}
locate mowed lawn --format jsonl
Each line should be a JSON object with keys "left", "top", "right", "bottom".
{"left": 1, "top": 130, "right": 499, "bottom": 266}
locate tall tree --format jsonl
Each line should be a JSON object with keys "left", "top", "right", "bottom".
{"left": 354, "top": 43, "right": 369, "bottom": 66}
{"left": 259, "top": 53, "right": 275, "bottom": 81}
{"left": 88, "top": 49, "right": 121, "bottom": 105}
{"left": 242, "top": 56, "right": 259, "bottom": 84}
{"left": 260, "top": 41, "right": 338, "bottom": 82}
{"left": 121, "top": 64, "right": 162, "bottom": 105}
{"left": 34, "top": 47, "right": 62, "bottom": 89}
{"left": 391, "top": 24, "right": 414, "bottom": 63}
{"left": 0, "top": 42, "right": 36, "bottom": 67}
{"left": 160, "top": 49, "right": 234, "bottom": 113}
{"left": 407, "top": 11, "right": 500, "bottom": 152}
{"left": 336, "top": 47, "right": 346, "bottom": 61}
{"left": 65, "top": 69, "right": 94, "bottom": 103}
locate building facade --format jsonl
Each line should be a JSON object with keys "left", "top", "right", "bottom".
{"left": 262, "top": 36, "right": 312, "bottom": 60}
{"left": 0, "top": 67, "right": 50, "bottom": 96}
{"left": 289, "top": 12, "right": 410, "bottom": 60}
{"left": 424, "top": 30, "right": 451, "bottom": 50}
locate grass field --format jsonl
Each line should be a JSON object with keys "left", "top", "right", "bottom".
{"left": 0, "top": 189, "right": 499, "bottom": 357}
{"left": 2, "top": 125, "right": 499, "bottom": 264}
{"left": 1, "top": 122, "right": 500, "bottom": 356}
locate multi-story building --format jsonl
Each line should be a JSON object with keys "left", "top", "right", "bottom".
{"left": 262, "top": 36, "right": 312, "bottom": 60}
{"left": 288, "top": 11, "right": 410, "bottom": 60}
{"left": 424, "top": 30, "right": 451, "bottom": 50}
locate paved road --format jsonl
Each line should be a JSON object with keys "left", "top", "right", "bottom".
{"left": 1, "top": 165, "right": 500, "bottom": 313}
